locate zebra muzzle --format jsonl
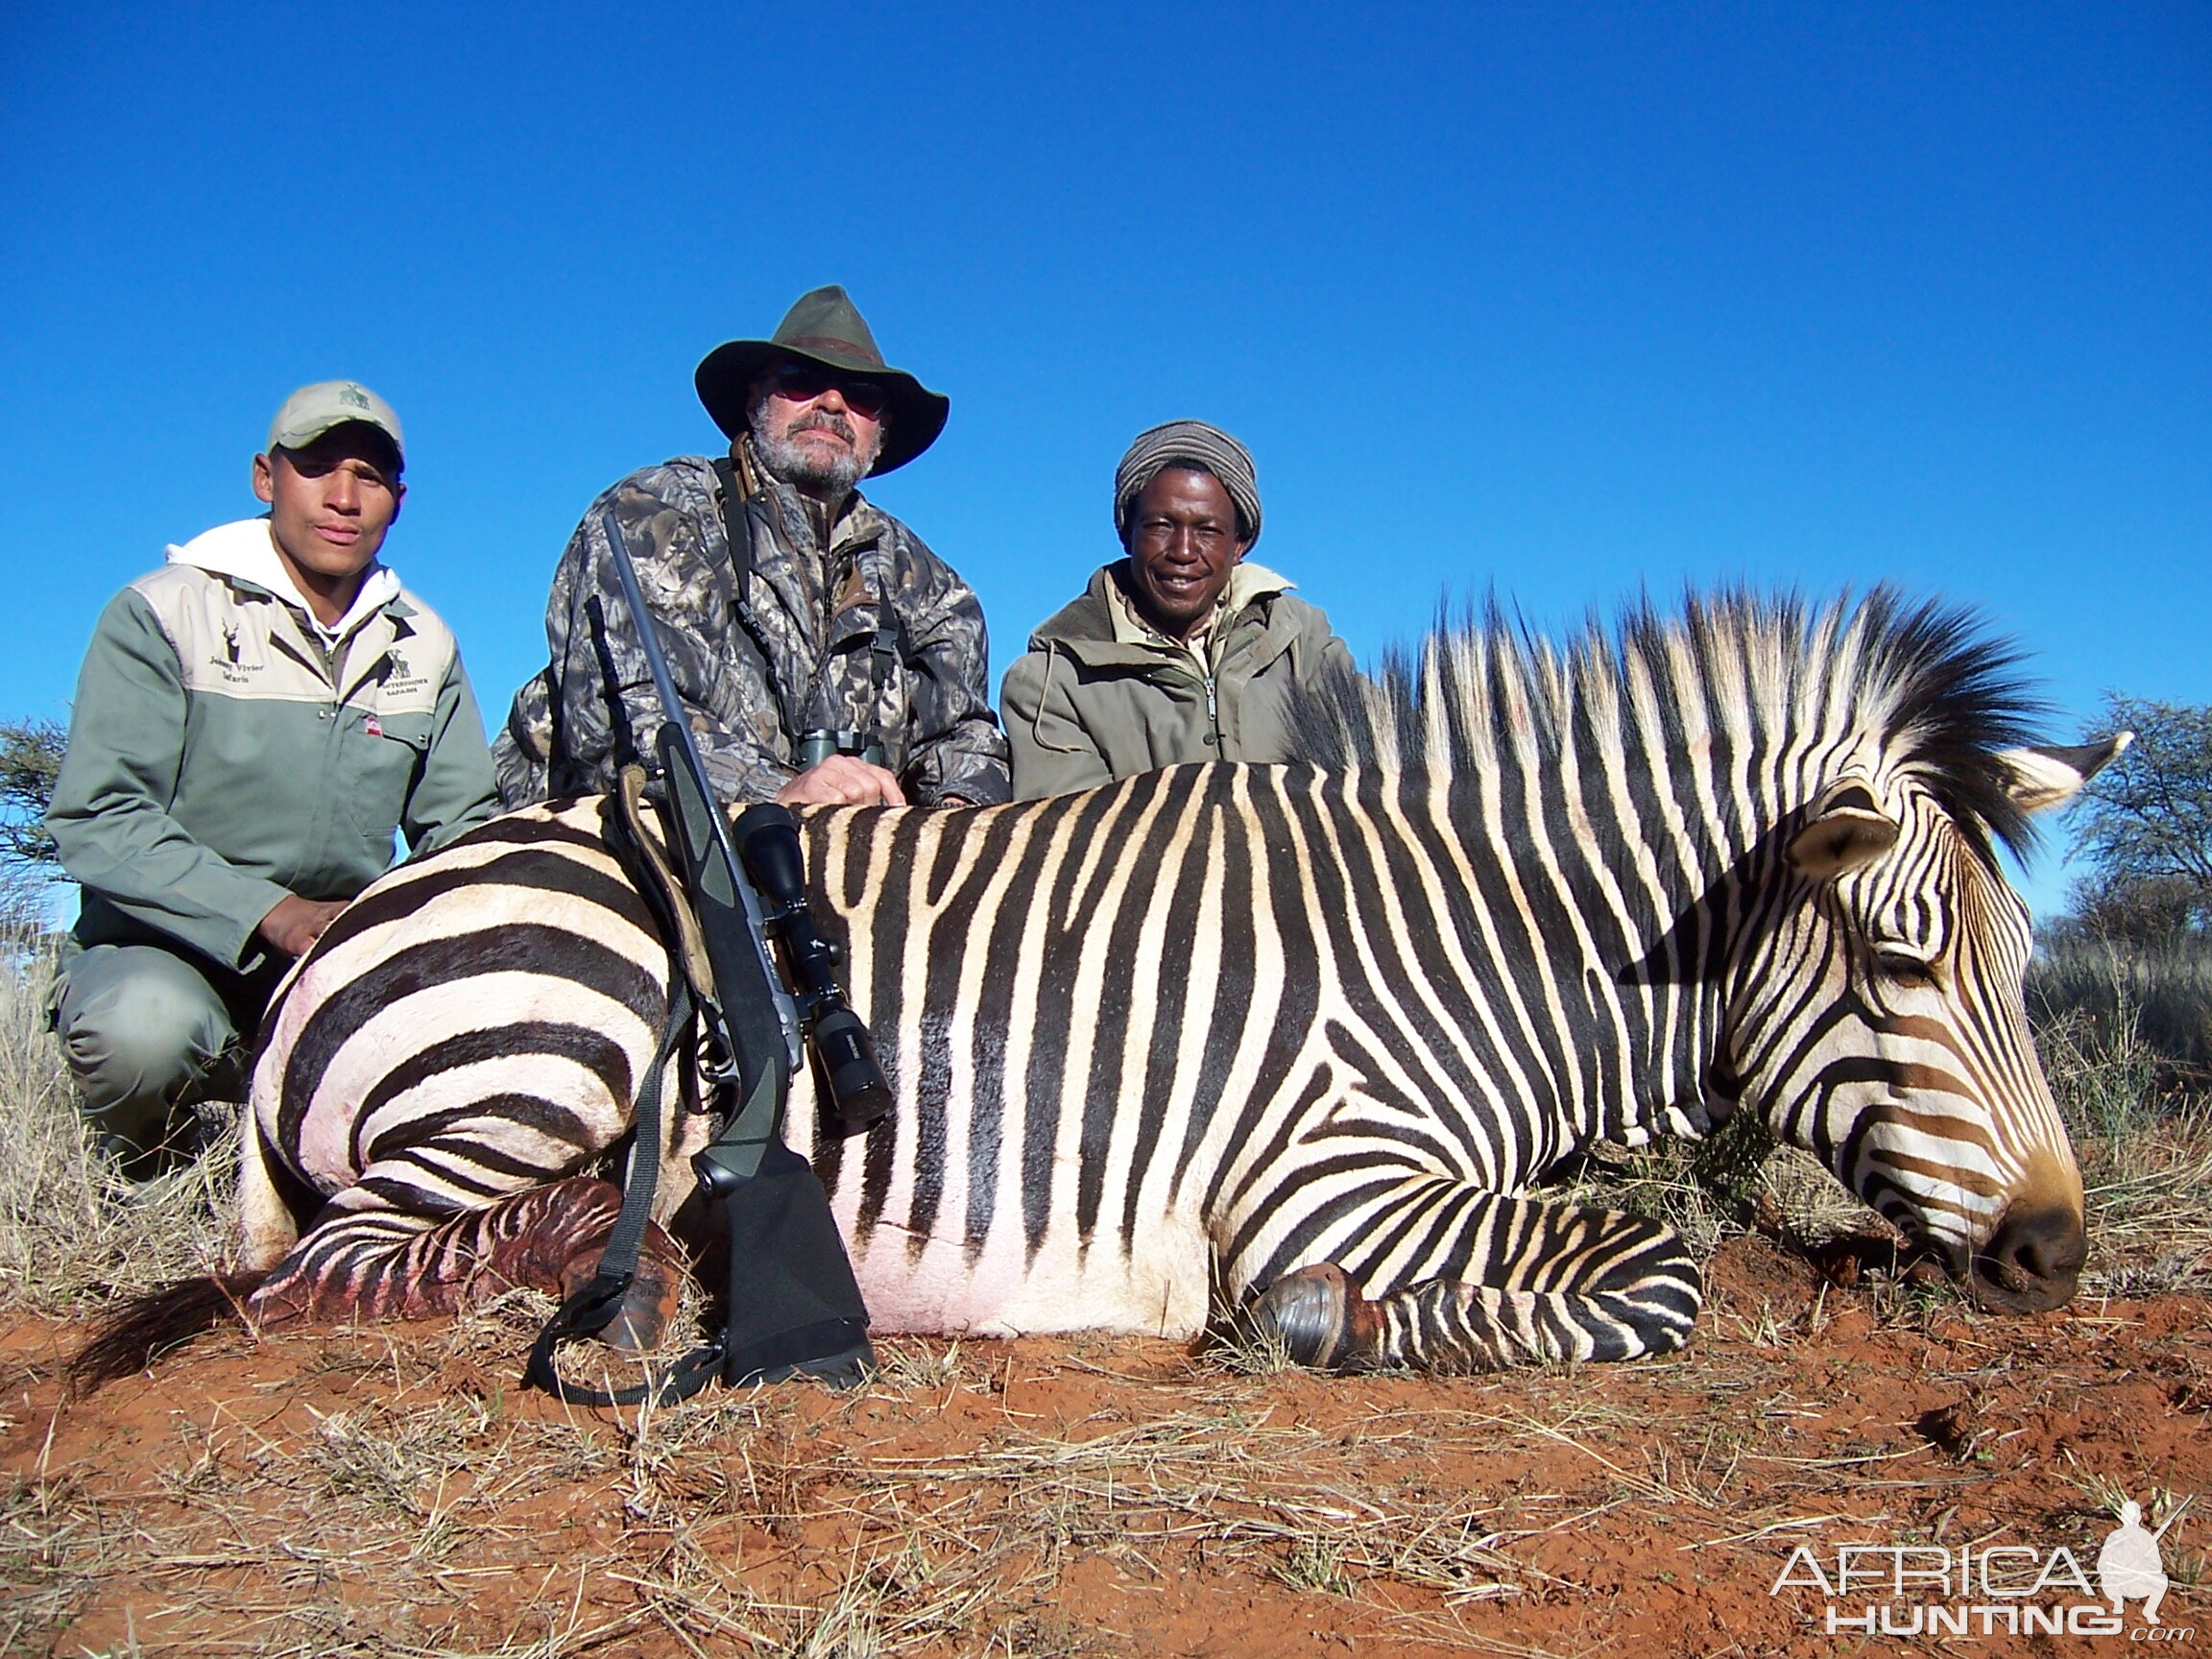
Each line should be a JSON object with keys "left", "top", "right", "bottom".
{"left": 1967, "top": 1203, "right": 2086, "bottom": 1313}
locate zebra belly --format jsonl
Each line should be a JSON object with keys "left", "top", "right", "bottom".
{"left": 808, "top": 1154, "right": 1214, "bottom": 1340}
{"left": 788, "top": 1079, "right": 1217, "bottom": 1341}
{"left": 844, "top": 1225, "right": 1214, "bottom": 1339}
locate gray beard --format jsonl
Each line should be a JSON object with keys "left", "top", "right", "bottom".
{"left": 750, "top": 393, "right": 883, "bottom": 497}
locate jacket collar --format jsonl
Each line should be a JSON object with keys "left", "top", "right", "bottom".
{"left": 1026, "top": 560, "right": 1302, "bottom": 674}
{"left": 1030, "top": 561, "right": 1293, "bottom": 648}
{"left": 733, "top": 437, "right": 881, "bottom": 556}
{"left": 1100, "top": 559, "right": 1293, "bottom": 650}
{"left": 728, "top": 440, "right": 895, "bottom": 659}
{"left": 167, "top": 517, "right": 402, "bottom": 642}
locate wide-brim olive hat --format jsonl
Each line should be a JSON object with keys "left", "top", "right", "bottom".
{"left": 694, "top": 284, "right": 950, "bottom": 476}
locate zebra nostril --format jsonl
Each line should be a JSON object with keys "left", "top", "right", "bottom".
{"left": 1972, "top": 1206, "right": 2085, "bottom": 1310}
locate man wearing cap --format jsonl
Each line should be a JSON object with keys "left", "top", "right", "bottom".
{"left": 1001, "top": 421, "right": 1353, "bottom": 798}
{"left": 494, "top": 285, "right": 1009, "bottom": 810}
{"left": 45, "top": 383, "right": 501, "bottom": 1174}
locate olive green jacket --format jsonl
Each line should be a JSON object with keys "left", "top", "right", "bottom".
{"left": 47, "top": 518, "right": 501, "bottom": 972}
{"left": 1000, "top": 561, "right": 1354, "bottom": 799}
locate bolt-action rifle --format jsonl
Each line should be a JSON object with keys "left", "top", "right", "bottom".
{"left": 526, "top": 507, "right": 890, "bottom": 1404}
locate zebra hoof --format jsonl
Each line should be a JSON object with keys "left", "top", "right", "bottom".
{"left": 560, "top": 1226, "right": 685, "bottom": 1355}
{"left": 1245, "top": 1264, "right": 1380, "bottom": 1372}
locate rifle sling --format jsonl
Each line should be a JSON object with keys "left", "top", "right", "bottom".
{"left": 614, "top": 764, "right": 715, "bottom": 1011}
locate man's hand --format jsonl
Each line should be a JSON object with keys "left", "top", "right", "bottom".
{"left": 776, "top": 757, "right": 908, "bottom": 807}
{"left": 257, "top": 894, "right": 349, "bottom": 958}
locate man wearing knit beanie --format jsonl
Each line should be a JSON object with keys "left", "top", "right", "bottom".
{"left": 1001, "top": 421, "right": 1354, "bottom": 798}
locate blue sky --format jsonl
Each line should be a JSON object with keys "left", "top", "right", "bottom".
{"left": 2, "top": 2, "right": 2205, "bottom": 916}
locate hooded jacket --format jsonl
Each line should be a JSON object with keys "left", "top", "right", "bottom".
{"left": 1000, "top": 561, "right": 1354, "bottom": 799}
{"left": 46, "top": 518, "right": 500, "bottom": 971}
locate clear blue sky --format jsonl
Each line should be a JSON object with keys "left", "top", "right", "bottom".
{"left": 3, "top": 2, "right": 2205, "bottom": 917}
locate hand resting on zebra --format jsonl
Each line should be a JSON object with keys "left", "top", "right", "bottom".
{"left": 75, "top": 588, "right": 2123, "bottom": 1390}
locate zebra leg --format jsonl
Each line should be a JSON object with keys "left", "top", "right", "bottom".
{"left": 234, "top": 1104, "right": 307, "bottom": 1274}
{"left": 246, "top": 1176, "right": 685, "bottom": 1352}
{"left": 1243, "top": 1192, "right": 1703, "bottom": 1375}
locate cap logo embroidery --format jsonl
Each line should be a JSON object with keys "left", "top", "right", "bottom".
{"left": 339, "top": 385, "right": 372, "bottom": 410}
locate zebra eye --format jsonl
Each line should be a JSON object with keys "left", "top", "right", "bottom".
{"left": 1872, "top": 950, "right": 1937, "bottom": 987}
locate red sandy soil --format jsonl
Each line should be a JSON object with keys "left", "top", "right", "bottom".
{"left": 4, "top": 1236, "right": 2207, "bottom": 1657}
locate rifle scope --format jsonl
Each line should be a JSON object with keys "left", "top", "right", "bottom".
{"left": 733, "top": 804, "right": 895, "bottom": 1129}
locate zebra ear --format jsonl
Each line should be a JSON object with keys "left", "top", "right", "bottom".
{"left": 1996, "top": 733, "right": 2132, "bottom": 813}
{"left": 1788, "top": 778, "right": 1901, "bottom": 881}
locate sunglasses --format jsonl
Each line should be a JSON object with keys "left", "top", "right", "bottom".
{"left": 767, "top": 363, "right": 889, "bottom": 419}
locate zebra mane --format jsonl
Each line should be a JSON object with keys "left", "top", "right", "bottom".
{"left": 1286, "top": 586, "right": 2050, "bottom": 857}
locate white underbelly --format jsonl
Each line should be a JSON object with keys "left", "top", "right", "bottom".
{"left": 840, "top": 1205, "right": 1214, "bottom": 1340}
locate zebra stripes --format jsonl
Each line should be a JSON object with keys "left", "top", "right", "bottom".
{"left": 219, "top": 589, "right": 2108, "bottom": 1377}
{"left": 234, "top": 805, "right": 693, "bottom": 1320}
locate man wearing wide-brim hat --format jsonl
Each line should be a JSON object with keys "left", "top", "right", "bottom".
{"left": 495, "top": 285, "right": 1010, "bottom": 810}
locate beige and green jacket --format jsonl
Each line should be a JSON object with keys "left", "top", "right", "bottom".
{"left": 47, "top": 518, "right": 501, "bottom": 972}
{"left": 1000, "top": 560, "right": 1355, "bottom": 799}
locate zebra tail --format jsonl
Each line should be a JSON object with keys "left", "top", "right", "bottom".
{"left": 68, "top": 1273, "right": 263, "bottom": 1396}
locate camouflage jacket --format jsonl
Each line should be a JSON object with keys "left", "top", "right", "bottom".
{"left": 494, "top": 443, "right": 1010, "bottom": 808}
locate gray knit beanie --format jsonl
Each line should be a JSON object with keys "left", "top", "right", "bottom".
{"left": 1113, "top": 421, "right": 1262, "bottom": 549}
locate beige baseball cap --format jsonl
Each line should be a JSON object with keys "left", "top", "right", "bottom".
{"left": 265, "top": 380, "right": 405, "bottom": 464}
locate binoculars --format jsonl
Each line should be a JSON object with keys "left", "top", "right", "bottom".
{"left": 797, "top": 729, "right": 886, "bottom": 770}
{"left": 733, "top": 804, "right": 894, "bottom": 1129}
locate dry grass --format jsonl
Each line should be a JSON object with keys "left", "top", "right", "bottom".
{"left": 2029, "top": 929, "right": 2212, "bottom": 1070}
{"left": 2038, "top": 1003, "right": 2212, "bottom": 1297}
{"left": 11, "top": 1293, "right": 2194, "bottom": 1656}
{"left": 4, "top": 1319, "right": 1656, "bottom": 1654}
{"left": 0, "top": 934, "right": 236, "bottom": 1317}
{"left": 4, "top": 1332, "right": 1362, "bottom": 1649}
{"left": 2, "top": 1472, "right": 112, "bottom": 1653}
